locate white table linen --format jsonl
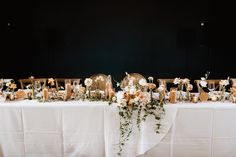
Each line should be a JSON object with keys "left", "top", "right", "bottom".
{"left": 1, "top": 100, "right": 236, "bottom": 157}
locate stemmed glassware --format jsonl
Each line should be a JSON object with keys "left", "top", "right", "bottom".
{"left": 34, "top": 81, "right": 42, "bottom": 93}
{"left": 208, "top": 82, "right": 215, "bottom": 92}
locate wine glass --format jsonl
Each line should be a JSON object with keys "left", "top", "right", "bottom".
{"left": 34, "top": 81, "right": 42, "bottom": 93}
{"left": 73, "top": 80, "right": 80, "bottom": 93}
{"left": 208, "top": 82, "right": 215, "bottom": 92}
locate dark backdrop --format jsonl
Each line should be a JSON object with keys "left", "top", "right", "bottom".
{"left": 2, "top": 0, "right": 235, "bottom": 84}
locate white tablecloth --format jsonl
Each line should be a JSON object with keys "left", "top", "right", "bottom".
{"left": 1, "top": 100, "right": 236, "bottom": 157}
{"left": 139, "top": 102, "right": 236, "bottom": 157}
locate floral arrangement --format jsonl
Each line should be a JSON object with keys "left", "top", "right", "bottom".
{"left": 84, "top": 78, "right": 93, "bottom": 98}
{"left": 114, "top": 73, "right": 165, "bottom": 156}
{"left": 4, "top": 80, "right": 17, "bottom": 101}
{"left": 219, "top": 77, "right": 230, "bottom": 101}
{"left": 199, "top": 71, "right": 210, "bottom": 92}
{"left": 173, "top": 78, "right": 191, "bottom": 101}
{"left": 5, "top": 81, "right": 17, "bottom": 92}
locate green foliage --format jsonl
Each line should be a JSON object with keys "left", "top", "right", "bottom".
{"left": 117, "top": 99, "right": 165, "bottom": 156}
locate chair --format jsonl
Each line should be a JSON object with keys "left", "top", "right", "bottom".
{"left": 231, "top": 78, "right": 236, "bottom": 86}
{"left": 55, "top": 78, "right": 81, "bottom": 91}
{"left": 194, "top": 79, "right": 220, "bottom": 93}
{"left": 18, "top": 78, "right": 47, "bottom": 89}
{"left": 157, "top": 78, "right": 175, "bottom": 91}
{"left": 120, "top": 73, "right": 146, "bottom": 89}
{"left": 89, "top": 74, "right": 108, "bottom": 91}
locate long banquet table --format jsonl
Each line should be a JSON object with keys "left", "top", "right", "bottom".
{"left": 0, "top": 100, "right": 236, "bottom": 157}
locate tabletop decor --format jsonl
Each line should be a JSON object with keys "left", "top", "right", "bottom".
{"left": 219, "top": 77, "right": 230, "bottom": 102}
{"left": 47, "top": 78, "right": 57, "bottom": 100}
{"left": 186, "top": 83, "right": 193, "bottom": 101}
{"left": 230, "top": 82, "right": 236, "bottom": 103}
{"left": 169, "top": 87, "right": 177, "bottom": 103}
{"left": 94, "top": 75, "right": 105, "bottom": 99}
{"left": 84, "top": 78, "right": 93, "bottom": 99}
{"left": 25, "top": 76, "right": 35, "bottom": 99}
{"left": 114, "top": 73, "right": 165, "bottom": 156}
{"left": 4, "top": 80, "right": 17, "bottom": 101}
{"left": 173, "top": 78, "right": 190, "bottom": 101}
{"left": 199, "top": 72, "right": 210, "bottom": 101}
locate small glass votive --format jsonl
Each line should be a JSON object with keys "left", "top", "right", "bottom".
{"left": 193, "top": 96, "right": 198, "bottom": 103}
{"left": 232, "top": 96, "right": 236, "bottom": 103}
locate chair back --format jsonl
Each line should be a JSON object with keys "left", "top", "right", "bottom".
{"left": 157, "top": 78, "right": 175, "bottom": 91}
{"left": 89, "top": 74, "right": 109, "bottom": 91}
{"left": 18, "top": 78, "right": 47, "bottom": 89}
{"left": 55, "top": 78, "right": 81, "bottom": 90}
{"left": 194, "top": 79, "right": 220, "bottom": 92}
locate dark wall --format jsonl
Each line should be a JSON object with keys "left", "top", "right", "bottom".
{"left": 2, "top": 0, "right": 235, "bottom": 82}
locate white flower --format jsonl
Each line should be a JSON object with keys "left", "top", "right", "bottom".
{"left": 157, "top": 85, "right": 165, "bottom": 92}
{"left": 128, "top": 77, "right": 135, "bottom": 86}
{"left": 116, "top": 82, "right": 120, "bottom": 87}
{"left": 124, "top": 86, "right": 130, "bottom": 92}
{"left": 148, "top": 76, "right": 153, "bottom": 82}
{"left": 116, "top": 91, "right": 125, "bottom": 104}
{"left": 187, "top": 84, "right": 193, "bottom": 91}
{"left": 134, "top": 97, "right": 140, "bottom": 103}
{"left": 6, "top": 82, "right": 11, "bottom": 87}
{"left": 84, "top": 78, "right": 93, "bottom": 87}
{"left": 182, "top": 78, "right": 190, "bottom": 84}
{"left": 129, "top": 86, "right": 137, "bottom": 95}
{"left": 220, "top": 79, "right": 229, "bottom": 86}
{"left": 173, "top": 78, "right": 181, "bottom": 85}
{"left": 200, "top": 78, "right": 207, "bottom": 87}
{"left": 139, "top": 78, "right": 147, "bottom": 86}
{"left": 112, "top": 96, "right": 117, "bottom": 102}
{"left": 75, "top": 84, "right": 81, "bottom": 90}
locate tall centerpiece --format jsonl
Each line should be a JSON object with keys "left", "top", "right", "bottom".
{"left": 84, "top": 78, "right": 93, "bottom": 98}
{"left": 219, "top": 77, "right": 230, "bottom": 102}
{"left": 114, "top": 73, "right": 164, "bottom": 156}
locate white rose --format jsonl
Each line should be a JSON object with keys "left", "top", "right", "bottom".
{"left": 112, "top": 96, "right": 117, "bottom": 102}
{"left": 134, "top": 97, "right": 140, "bottom": 103}
{"left": 6, "top": 82, "right": 11, "bottom": 87}
{"left": 173, "top": 78, "right": 181, "bottom": 84}
{"left": 84, "top": 78, "right": 93, "bottom": 87}
{"left": 182, "top": 78, "right": 190, "bottom": 84}
{"left": 124, "top": 86, "right": 130, "bottom": 92}
{"left": 200, "top": 80, "right": 207, "bottom": 87}
{"left": 158, "top": 85, "right": 165, "bottom": 92}
{"left": 128, "top": 79, "right": 134, "bottom": 86}
{"left": 139, "top": 78, "right": 147, "bottom": 86}
{"left": 116, "top": 91, "right": 125, "bottom": 103}
{"left": 220, "top": 80, "right": 229, "bottom": 86}
{"left": 148, "top": 76, "right": 154, "bottom": 82}
{"left": 129, "top": 86, "right": 137, "bottom": 95}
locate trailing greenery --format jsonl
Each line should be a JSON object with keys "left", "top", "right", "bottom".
{"left": 117, "top": 99, "right": 165, "bottom": 156}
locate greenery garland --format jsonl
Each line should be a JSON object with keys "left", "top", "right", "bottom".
{"left": 117, "top": 99, "right": 165, "bottom": 156}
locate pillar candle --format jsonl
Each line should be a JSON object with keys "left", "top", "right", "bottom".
{"left": 169, "top": 88, "right": 177, "bottom": 103}
{"left": 65, "top": 83, "right": 72, "bottom": 100}
{"left": 43, "top": 88, "right": 49, "bottom": 102}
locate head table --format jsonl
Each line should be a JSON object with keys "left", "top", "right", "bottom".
{"left": 0, "top": 100, "right": 236, "bottom": 157}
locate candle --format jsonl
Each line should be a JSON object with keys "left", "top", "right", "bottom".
{"left": 65, "top": 83, "right": 72, "bottom": 100}
{"left": 232, "top": 96, "right": 236, "bottom": 103}
{"left": 43, "top": 88, "right": 49, "bottom": 102}
{"left": 211, "top": 95, "right": 217, "bottom": 102}
{"left": 169, "top": 88, "right": 177, "bottom": 103}
{"left": 109, "top": 89, "right": 115, "bottom": 101}
{"left": 193, "top": 96, "right": 198, "bottom": 103}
